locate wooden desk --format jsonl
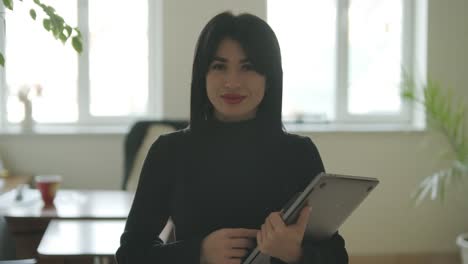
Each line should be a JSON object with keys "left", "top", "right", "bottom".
{"left": 349, "top": 253, "right": 460, "bottom": 264}
{"left": 38, "top": 220, "right": 125, "bottom": 264}
{"left": 0, "top": 175, "right": 32, "bottom": 194}
{"left": 0, "top": 189, "right": 134, "bottom": 261}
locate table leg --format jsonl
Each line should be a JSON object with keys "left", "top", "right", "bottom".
{"left": 93, "top": 256, "right": 113, "bottom": 264}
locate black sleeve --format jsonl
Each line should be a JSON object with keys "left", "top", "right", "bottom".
{"left": 302, "top": 137, "right": 325, "bottom": 177}
{"left": 299, "top": 232, "right": 349, "bottom": 263}
{"left": 271, "top": 137, "right": 349, "bottom": 264}
{"left": 270, "top": 232, "right": 348, "bottom": 264}
{"left": 115, "top": 135, "right": 203, "bottom": 264}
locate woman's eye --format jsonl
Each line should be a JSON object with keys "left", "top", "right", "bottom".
{"left": 210, "top": 63, "right": 225, "bottom": 71}
{"left": 241, "top": 63, "right": 254, "bottom": 71}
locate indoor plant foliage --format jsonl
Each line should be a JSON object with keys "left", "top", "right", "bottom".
{"left": 401, "top": 73, "right": 468, "bottom": 205}
{"left": 0, "top": 0, "right": 82, "bottom": 66}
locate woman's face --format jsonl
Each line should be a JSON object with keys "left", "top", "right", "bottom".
{"left": 206, "top": 38, "right": 266, "bottom": 122}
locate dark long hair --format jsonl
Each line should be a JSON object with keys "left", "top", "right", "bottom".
{"left": 189, "top": 11, "right": 283, "bottom": 133}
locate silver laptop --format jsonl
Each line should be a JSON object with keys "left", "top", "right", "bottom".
{"left": 242, "top": 172, "right": 379, "bottom": 264}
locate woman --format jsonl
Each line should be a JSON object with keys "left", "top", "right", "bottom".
{"left": 116, "top": 11, "right": 348, "bottom": 264}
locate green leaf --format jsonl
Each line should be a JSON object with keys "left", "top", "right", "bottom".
{"left": 402, "top": 89, "right": 412, "bottom": 99}
{"left": 59, "top": 33, "right": 67, "bottom": 43}
{"left": 430, "top": 172, "right": 440, "bottom": 200}
{"left": 30, "top": 9, "right": 37, "bottom": 20}
{"left": 3, "top": 0, "right": 13, "bottom": 10}
{"left": 454, "top": 102, "right": 466, "bottom": 145}
{"left": 45, "top": 5, "right": 55, "bottom": 13}
{"left": 439, "top": 170, "right": 451, "bottom": 202}
{"left": 53, "top": 25, "right": 61, "bottom": 39}
{"left": 74, "top": 27, "right": 82, "bottom": 37}
{"left": 412, "top": 176, "right": 433, "bottom": 206}
{"left": 65, "top": 26, "right": 72, "bottom": 38}
{"left": 72, "top": 36, "right": 83, "bottom": 53}
{"left": 0, "top": 53, "right": 4, "bottom": 67}
{"left": 33, "top": 0, "right": 40, "bottom": 4}
{"left": 43, "top": 19, "right": 51, "bottom": 31}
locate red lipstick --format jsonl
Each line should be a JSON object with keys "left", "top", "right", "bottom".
{"left": 221, "top": 93, "right": 246, "bottom": 104}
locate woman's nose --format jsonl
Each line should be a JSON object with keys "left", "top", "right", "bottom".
{"left": 224, "top": 70, "right": 241, "bottom": 89}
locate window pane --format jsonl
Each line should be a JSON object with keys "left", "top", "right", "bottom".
{"left": 268, "top": 1, "right": 336, "bottom": 122}
{"left": 348, "top": 0, "right": 403, "bottom": 114}
{"left": 89, "top": 0, "right": 148, "bottom": 117}
{"left": 5, "top": 0, "right": 78, "bottom": 123}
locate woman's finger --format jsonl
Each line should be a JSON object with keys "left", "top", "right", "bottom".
{"left": 226, "top": 259, "right": 242, "bottom": 264}
{"left": 226, "top": 228, "right": 259, "bottom": 238}
{"left": 230, "top": 238, "right": 256, "bottom": 249}
{"left": 268, "top": 212, "right": 285, "bottom": 230}
{"left": 227, "top": 248, "right": 249, "bottom": 258}
{"left": 256, "top": 228, "right": 263, "bottom": 251}
{"left": 261, "top": 223, "right": 269, "bottom": 241}
{"left": 266, "top": 216, "right": 275, "bottom": 234}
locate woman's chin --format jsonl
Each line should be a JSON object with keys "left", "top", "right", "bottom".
{"left": 215, "top": 111, "right": 255, "bottom": 122}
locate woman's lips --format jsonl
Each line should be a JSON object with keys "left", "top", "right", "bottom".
{"left": 221, "top": 94, "right": 246, "bottom": 104}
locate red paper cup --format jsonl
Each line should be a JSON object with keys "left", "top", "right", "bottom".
{"left": 35, "top": 175, "right": 62, "bottom": 206}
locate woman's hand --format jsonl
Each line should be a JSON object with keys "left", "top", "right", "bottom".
{"left": 200, "top": 228, "right": 258, "bottom": 264}
{"left": 257, "top": 206, "right": 311, "bottom": 264}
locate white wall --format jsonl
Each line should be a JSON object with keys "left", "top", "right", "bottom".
{"left": 1, "top": 0, "right": 468, "bottom": 255}
{"left": 1, "top": 134, "right": 124, "bottom": 189}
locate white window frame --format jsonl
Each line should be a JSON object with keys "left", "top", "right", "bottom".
{"left": 0, "top": 3, "right": 6, "bottom": 130}
{"left": 0, "top": 0, "right": 163, "bottom": 129}
{"left": 335, "top": 0, "right": 414, "bottom": 124}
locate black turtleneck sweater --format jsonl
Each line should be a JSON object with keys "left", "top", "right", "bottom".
{"left": 116, "top": 119, "right": 348, "bottom": 263}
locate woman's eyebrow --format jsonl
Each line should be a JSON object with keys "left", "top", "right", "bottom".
{"left": 212, "top": 56, "right": 250, "bottom": 63}
{"left": 212, "top": 56, "right": 227, "bottom": 62}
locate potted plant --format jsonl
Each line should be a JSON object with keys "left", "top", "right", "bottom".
{"left": 401, "top": 72, "right": 468, "bottom": 263}
{"left": 1, "top": 0, "right": 82, "bottom": 67}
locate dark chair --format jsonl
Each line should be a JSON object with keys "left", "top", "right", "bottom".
{"left": 123, "top": 120, "right": 188, "bottom": 190}
{"left": 0, "top": 217, "right": 36, "bottom": 264}
{"left": 123, "top": 120, "right": 188, "bottom": 243}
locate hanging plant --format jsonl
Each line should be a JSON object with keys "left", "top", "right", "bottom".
{"left": 1, "top": 0, "right": 82, "bottom": 66}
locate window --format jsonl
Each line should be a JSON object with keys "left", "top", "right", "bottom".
{"left": 4, "top": 0, "right": 78, "bottom": 124}
{"left": 88, "top": 0, "right": 148, "bottom": 118}
{"left": 0, "top": 0, "right": 160, "bottom": 127}
{"left": 268, "top": 0, "right": 416, "bottom": 124}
